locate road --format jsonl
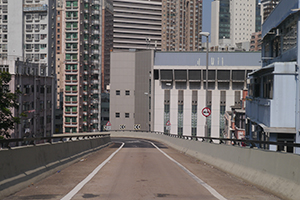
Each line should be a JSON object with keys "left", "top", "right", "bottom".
{"left": 4, "top": 138, "right": 281, "bottom": 200}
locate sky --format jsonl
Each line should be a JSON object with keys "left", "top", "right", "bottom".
{"left": 202, "top": 0, "right": 214, "bottom": 42}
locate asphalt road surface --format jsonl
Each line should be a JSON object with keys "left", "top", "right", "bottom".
{"left": 4, "top": 138, "right": 282, "bottom": 200}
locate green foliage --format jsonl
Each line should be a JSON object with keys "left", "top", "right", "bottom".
{"left": 0, "top": 71, "right": 21, "bottom": 138}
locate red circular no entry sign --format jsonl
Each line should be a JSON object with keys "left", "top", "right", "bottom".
{"left": 202, "top": 107, "right": 211, "bottom": 117}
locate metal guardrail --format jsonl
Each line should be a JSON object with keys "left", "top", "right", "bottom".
{"left": 0, "top": 133, "right": 110, "bottom": 149}
{"left": 109, "top": 130, "right": 300, "bottom": 150}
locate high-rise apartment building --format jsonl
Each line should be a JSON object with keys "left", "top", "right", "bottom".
{"left": 211, "top": 0, "right": 261, "bottom": 48}
{"left": 113, "top": 0, "right": 162, "bottom": 51}
{"left": 230, "top": 0, "right": 257, "bottom": 46}
{"left": 161, "top": 0, "right": 203, "bottom": 51}
{"left": 0, "top": 0, "right": 56, "bottom": 138}
{"left": 211, "top": 0, "right": 230, "bottom": 47}
{"left": 62, "top": 0, "right": 102, "bottom": 133}
{"left": 260, "top": 0, "right": 280, "bottom": 22}
{"left": 101, "top": 0, "right": 113, "bottom": 92}
{"left": 56, "top": 0, "right": 64, "bottom": 109}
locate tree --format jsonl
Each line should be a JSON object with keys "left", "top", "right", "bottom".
{"left": 0, "top": 71, "right": 23, "bottom": 138}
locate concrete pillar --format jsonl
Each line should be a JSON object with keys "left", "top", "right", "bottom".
{"left": 269, "top": 133, "right": 277, "bottom": 151}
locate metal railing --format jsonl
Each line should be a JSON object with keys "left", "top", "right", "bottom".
{"left": 109, "top": 130, "right": 300, "bottom": 152}
{"left": 0, "top": 133, "right": 110, "bottom": 149}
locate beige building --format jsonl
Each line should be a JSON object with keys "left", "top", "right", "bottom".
{"left": 61, "top": 0, "right": 102, "bottom": 133}
{"left": 56, "top": 0, "right": 64, "bottom": 109}
{"left": 110, "top": 50, "right": 154, "bottom": 131}
{"left": 161, "top": 0, "right": 203, "bottom": 51}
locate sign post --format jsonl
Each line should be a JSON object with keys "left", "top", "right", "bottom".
{"left": 166, "top": 120, "right": 171, "bottom": 130}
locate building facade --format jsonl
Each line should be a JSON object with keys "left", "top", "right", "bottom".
{"left": 211, "top": 0, "right": 230, "bottom": 47}
{"left": 260, "top": 0, "right": 280, "bottom": 23}
{"left": 0, "top": 0, "right": 56, "bottom": 138}
{"left": 250, "top": 31, "right": 262, "bottom": 51}
{"left": 62, "top": 0, "right": 102, "bottom": 133}
{"left": 2, "top": 59, "right": 54, "bottom": 139}
{"left": 161, "top": 0, "right": 203, "bottom": 51}
{"left": 56, "top": 0, "right": 64, "bottom": 109}
{"left": 153, "top": 52, "right": 260, "bottom": 137}
{"left": 246, "top": 0, "right": 300, "bottom": 153}
{"left": 110, "top": 50, "right": 153, "bottom": 131}
{"left": 211, "top": 0, "right": 261, "bottom": 50}
{"left": 113, "top": 0, "right": 162, "bottom": 51}
{"left": 109, "top": 51, "right": 261, "bottom": 137}
{"left": 101, "top": 0, "right": 113, "bottom": 92}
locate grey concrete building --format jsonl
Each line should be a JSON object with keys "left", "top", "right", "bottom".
{"left": 110, "top": 50, "right": 153, "bottom": 131}
{"left": 1, "top": 59, "right": 54, "bottom": 139}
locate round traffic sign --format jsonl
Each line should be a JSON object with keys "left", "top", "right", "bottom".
{"left": 202, "top": 107, "right": 211, "bottom": 117}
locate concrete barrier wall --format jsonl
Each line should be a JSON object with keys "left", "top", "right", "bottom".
{"left": 0, "top": 136, "right": 111, "bottom": 198}
{"left": 110, "top": 131, "right": 300, "bottom": 200}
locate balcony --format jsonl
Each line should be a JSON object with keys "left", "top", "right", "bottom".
{"left": 92, "top": 10, "right": 100, "bottom": 15}
{"left": 93, "top": 0, "right": 100, "bottom": 5}
{"left": 65, "top": 111, "right": 78, "bottom": 116}
{"left": 92, "top": 89, "right": 99, "bottom": 94}
{"left": 91, "top": 119, "right": 99, "bottom": 124}
{"left": 65, "top": 101, "right": 78, "bottom": 105}
{"left": 93, "top": 30, "right": 100, "bottom": 35}
{"left": 64, "top": 122, "right": 77, "bottom": 126}
{"left": 92, "top": 50, "right": 99, "bottom": 54}
{"left": 92, "top": 69, "right": 99, "bottom": 74}
{"left": 92, "top": 99, "right": 99, "bottom": 104}
{"left": 91, "top": 109, "right": 99, "bottom": 114}
{"left": 92, "top": 80, "right": 99, "bottom": 84}
{"left": 92, "top": 20, "right": 100, "bottom": 25}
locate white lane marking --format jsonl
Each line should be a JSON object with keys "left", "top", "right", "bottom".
{"left": 61, "top": 143, "right": 125, "bottom": 200}
{"left": 149, "top": 142, "right": 227, "bottom": 200}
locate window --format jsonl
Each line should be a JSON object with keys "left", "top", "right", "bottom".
{"left": 125, "top": 90, "right": 130, "bottom": 95}
{"left": 115, "top": 112, "right": 120, "bottom": 118}
{"left": 263, "top": 75, "right": 273, "bottom": 99}
{"left": 125, "top": 113, "right": 129, "bottom": 118}
{"left": 116, "top": 90, "right": 120, "bottom": 95}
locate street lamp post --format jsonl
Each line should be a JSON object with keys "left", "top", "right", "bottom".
{"left": 200, "top": 32, "right": 210, "bottom": 137}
